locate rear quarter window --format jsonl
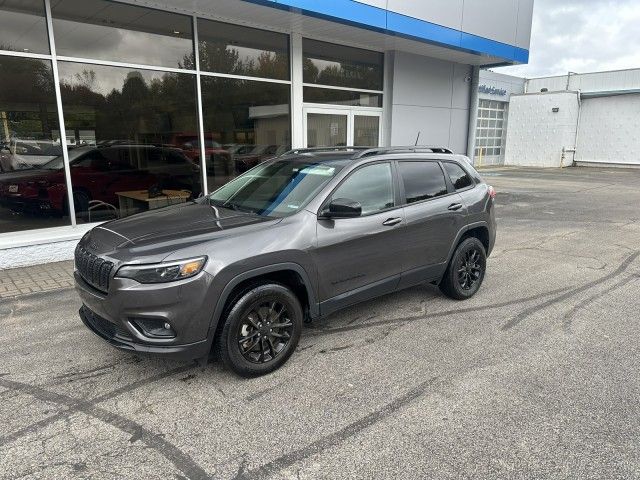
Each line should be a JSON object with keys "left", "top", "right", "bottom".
{"left": 443, "top": 162, "right": 474, "bottom": 190}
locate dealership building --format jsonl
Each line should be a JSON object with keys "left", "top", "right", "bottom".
{"left": 0, "top": 0, "right": 533, "bottom": 268}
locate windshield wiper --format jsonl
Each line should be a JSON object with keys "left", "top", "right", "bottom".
{"left": 209, "top": 198, "right": 255, "bottom": 214}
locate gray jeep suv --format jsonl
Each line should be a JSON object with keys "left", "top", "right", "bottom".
{"left": 75, "top": 146, "right": 496, "bottom": 376}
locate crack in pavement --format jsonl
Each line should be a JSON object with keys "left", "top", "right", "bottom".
{"left": 0, "top": 375, "right": 210, "bottom": 480}
{"left": 234, "top": 376, "right": 439, "bottom": 480}
{"left": 502, "top": 250, "right": 640, "bottom": 331}
{"left": 0, "top": 363, "right": 196, "bottom": 449}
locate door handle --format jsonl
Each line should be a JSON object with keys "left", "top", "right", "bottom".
{"left": 448, "top": 203, "right": 463, "bottom": 211}
{"left": 382, "top": 217, "right": 402, "bottom": 226}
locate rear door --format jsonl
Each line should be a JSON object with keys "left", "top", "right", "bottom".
{"left": 396, "top": 160, "right": 467, "bottom": 288}
{"left": 313, "top": 161, "right": 405, "bottom": 315}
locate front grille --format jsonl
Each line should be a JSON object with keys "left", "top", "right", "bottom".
{"left": 75, "top": 244, "right": 114, "bottom": 293}
{"left": 80, "top": 305, "right": 132, "bottom": 341}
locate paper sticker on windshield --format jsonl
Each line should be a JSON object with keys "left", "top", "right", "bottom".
{"left": 299, "top": 165, "right": 335, "bottom": 176}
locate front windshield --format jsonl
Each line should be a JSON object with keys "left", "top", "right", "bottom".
{"left": 208, "top": 160, "right": 342, "bottom": 217}
{"left": 40, "top": 148, "right": 88, "bottom": 170}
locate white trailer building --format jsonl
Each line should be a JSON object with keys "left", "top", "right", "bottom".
{"left": 505, "top": 69, "right": 640, "bottom": 168}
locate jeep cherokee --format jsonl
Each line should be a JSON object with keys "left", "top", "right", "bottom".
{"left": 75, "top": 146, "right": 496, "bottom": 377}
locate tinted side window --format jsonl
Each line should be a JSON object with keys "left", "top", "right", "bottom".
{"left": 399, "top": 162, "right": 448, "bottom": 204}
{"left": 332, "top": 163, "right": 394, "bottom": 215}
{"left": 443, "top": 162, "right": 473, "bottom": 190}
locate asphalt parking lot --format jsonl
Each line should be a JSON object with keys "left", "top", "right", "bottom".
{"left": 1, "top": 166, "right": 640, "bottom": 480}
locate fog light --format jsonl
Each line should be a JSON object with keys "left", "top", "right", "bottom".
{"left": 130, "top": 318, "right": 176, "bottom": 338}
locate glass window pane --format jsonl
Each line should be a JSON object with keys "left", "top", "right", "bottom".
{"left": 333, "top": 163, "right": 394, "bottom": 215}
{"left": 399, "top": 162, "right": 448, "bottom": 204}
{"left": 353, "top": 115, "right": 380, "bottom": 147}
{"left": 0, "top": 0, "right": 49, "bottom": 54}
{"left": 51, "top": 0, "right": 193, "bottom": 69}
{"left": 443, "top": 162, "right": 473, "bottom": 190}
{"left": 303, "top": 39, "right": 383, "bottom": 90}
{"left": 200, "top": 77, "right": 291, "bottom": 192}
{"left": 57, "top": 62, "right": 201, "bottom": 222}
{"left": 303, "top": 87, "right": 382, "bottom": 107}
{"left": 197, "top": 19, "right": 289, "bottom": 80}
{"left": 307, "top": 113, "right": 347, "bottom": 148}
{"left": 0, "top": 55, "right": 70, "bottom": 233}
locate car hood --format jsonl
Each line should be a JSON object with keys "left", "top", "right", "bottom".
{"left": 87, "top": 201, "right": 278, "bottom": 260}
{"left": 0, "top": 168, "right": 55, "bottom": 182}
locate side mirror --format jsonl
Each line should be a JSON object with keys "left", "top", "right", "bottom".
{"left": 321, "top": 198, "right": 362, "bottom": 219}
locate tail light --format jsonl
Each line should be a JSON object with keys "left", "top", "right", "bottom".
{"left": 488, "top": 185, "right": 496, "bottom": 199}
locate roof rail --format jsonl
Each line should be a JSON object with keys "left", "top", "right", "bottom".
{"left": 283, "top": 146, "right": 369, "bottom": 156}
{"left": 352, "top": 146, "right": 454, "bottom": 159}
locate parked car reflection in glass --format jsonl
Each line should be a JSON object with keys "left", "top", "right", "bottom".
{"left": 0, "top": 144, "right": 201, "bottom": 221}
{"left": 0, "top": 139, "right": 62, "bottom": 172}
{"left": 234, "top": 144, "right": 289, "bottom": 173}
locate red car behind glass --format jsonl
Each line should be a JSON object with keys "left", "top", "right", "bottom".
{"left": 0, "top": 144, "right": 201, "bottom": 215}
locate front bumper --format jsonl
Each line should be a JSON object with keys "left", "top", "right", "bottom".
{"left": 75, "top": 270, "right": 215, "bottom": 360}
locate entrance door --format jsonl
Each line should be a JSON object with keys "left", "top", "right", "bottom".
{"left": 303, "top": 107, "right": 382, "bottom": 148}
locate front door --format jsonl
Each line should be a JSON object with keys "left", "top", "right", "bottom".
{"left": 313, "top": 162, "right": 404, "bottom": 315}
{"left": 304, "top": 107, "right": 382, "bottom": 148}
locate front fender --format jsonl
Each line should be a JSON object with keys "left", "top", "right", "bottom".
{"left": 203, "top": 261, "right": 318, "bottom": 349}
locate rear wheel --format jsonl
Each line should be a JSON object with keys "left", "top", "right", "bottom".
{"left": 218, "top": 283, "right": 302, "bottom": 377}
{"left": 440, "top": 237, "right": 486, "bottom": 300}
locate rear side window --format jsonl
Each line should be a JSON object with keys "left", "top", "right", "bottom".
{"left": 443, "top": 162, "right": 473, "bottom": 190}
{"left": 399, "top": 161, "right": 448, "bottom": 204}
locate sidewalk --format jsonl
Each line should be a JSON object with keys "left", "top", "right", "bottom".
{"left": 0, "top": 261, "right": 75, "bottom": 298}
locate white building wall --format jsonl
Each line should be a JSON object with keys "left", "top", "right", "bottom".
{"left": 527, "top": 68, "right": 640, "bottom": 94}
{"left": 504, "top": 92, "right": 579, "bottom": 168}
{"left": 389, "top": 51, "right": 471, "bottom": 153}
{"left": 0, "top": 240, "right": 77, "bottom": 270}
{"left": 576, "top": 94, "right": 640, "bottom": 166}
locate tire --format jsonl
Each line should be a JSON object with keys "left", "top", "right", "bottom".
{"left": 63, "top": 190, "right": 90, "bottom": 218}
{"left": 218, "top": 283, "right": 303, "bottom": 377}
{"left": 439, "top": 237, "right": 487, "bottom": 300}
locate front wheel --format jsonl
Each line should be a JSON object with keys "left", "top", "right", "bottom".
{"left": 218, "top": 283, "right": 303, "bottom": 377}
{"left": 439, "top": 237, "right": 487, "bottom": 300}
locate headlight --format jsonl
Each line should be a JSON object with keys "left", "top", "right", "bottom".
{"left": 115, "top": 257, "right": 207, "bottom": 284}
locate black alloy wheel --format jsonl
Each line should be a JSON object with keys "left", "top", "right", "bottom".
{"left": 440, "top": 237, "right": 487, "bottom": 300}
{"left": 457, "top": 247, "right": 483, "bottom": 291}
{"left": 238, "top": 301, "right": 294, "bottom": 364}
{"left": 218, "top": 282, "right": 303, "bottom": 377}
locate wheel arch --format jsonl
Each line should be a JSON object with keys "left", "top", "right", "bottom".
{"left": 207, "top": 263, "right": 318, "bottom": 345}
{"left": 446, "top": 222, "right": 490, "bottom": 265}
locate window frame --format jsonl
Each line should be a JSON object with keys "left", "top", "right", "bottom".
{"left": 317, "top": 160, "right": 402, "bottom": 218}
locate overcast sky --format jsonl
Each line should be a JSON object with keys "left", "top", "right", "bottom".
{"left": 495, "top": 0, "right": 640, "bottom": 78}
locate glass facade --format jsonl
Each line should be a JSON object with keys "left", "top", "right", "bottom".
{"left": 303, "top": 39, "right": 383, "bottom": 90}
{"left": 0, "top": 1, "right": 49, "bottom": 54}
{"left": 51, "top": 0, "right": 194, "bottom": 69}
{"left": 303, "top": 87, "right": 382, "bottom": 108}
{"left": 0, "top": 55, "right": 68, "bottom": 233}
{"left": 302, "top": 39, "right": 383, "bottom": 113}
{"left": 197, "top": 19, "right": 289, "bottom": 80}
{"left": 201, "top": 77, "right": 290, "bottom": 191}
{"left": 57, "top": 62, "right": 201, "bottom": 222}
{"left": 0, "top": 2, "right": 386, "bottom": 236}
